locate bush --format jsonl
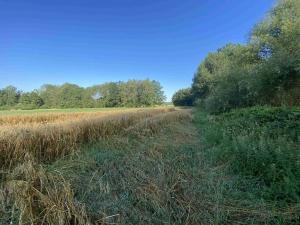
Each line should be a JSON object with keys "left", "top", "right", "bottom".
{"left": 194, "top": 106, "right": 300, "bottom": 203}
{"left": 172, "top": 88, "right": 194, "bottom": 106}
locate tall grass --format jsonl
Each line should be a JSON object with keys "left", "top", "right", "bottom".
{"left": 3, "top": 158, "right": 91, "bottom": 225}
{"left": 0, "top": 108, "right": 192, "bottom": 225}
{"left": 0, "top": 108, "right": 173, "bottom": 169}
{"left": 1, "top": 107, "right": 298, "bottom": 224}
{"left": 28, "top": 107, "right": 298, "bottom": 225}
{"left": 194, "top": 106, "right": 300, "bottom": 204}
{"left": 0, "top": 108, "right": 153, "bottom": 125}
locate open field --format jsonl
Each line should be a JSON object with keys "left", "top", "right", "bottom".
{"left": 0, "top": 107, "right": 159, "bottom": 116}
{"left": 0, "top": 107, "right": 174, "bottom": 125}
{"left": 0, "top": 107, "right": 183, "bottom": 169}
{"left": 0, "top": 106, "right": 299, "bottom": 225}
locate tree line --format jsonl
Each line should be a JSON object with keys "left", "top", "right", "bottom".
{"left": 173, "top": 0, "right": 300, "bottom": 112}
{"left": 0, "top": 79, "right": 166, "bottom": 109}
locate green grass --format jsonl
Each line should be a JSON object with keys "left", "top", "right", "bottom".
{"left": 194, "top": 106, "right": 300, "bottom": 204}
{"left": 45, "top": 107, "right": 300, "bottom": 224}
{"left": 1, "top": 106, "right": 299, "bottom": 224}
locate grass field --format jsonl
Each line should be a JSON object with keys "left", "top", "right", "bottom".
{"left": 0, "top": 107, "right": 141, "bottom": 115}
{"left": 0, "top": 106, "right": 299, "bottom": 225}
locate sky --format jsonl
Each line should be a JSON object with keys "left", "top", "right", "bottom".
{"left": 0, "top": 0, "right": 276, "bottom": 101}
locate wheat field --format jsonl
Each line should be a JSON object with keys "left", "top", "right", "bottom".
{"left": 0, "top": 107, "right": 194, "bottom": 225}
{"left": 0, "top": 107, "right": 188, "bottom": 169}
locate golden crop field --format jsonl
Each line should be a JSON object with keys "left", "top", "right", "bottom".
{"left": 0, "top": 107, "right": 194, "bottom": 224}
{"left": 0, "top": 107, "right": 191, "bottom": 169}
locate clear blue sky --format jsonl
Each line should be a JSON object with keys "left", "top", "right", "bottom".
{"left": 0, "top": 0, "right": 275, "bottom": 101}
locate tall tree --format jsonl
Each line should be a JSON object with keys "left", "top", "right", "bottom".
{"left": 0, "top": 86, "right": 20, "bottom": 107}
{"left": 172, "top": 88, "right": 194, "bottom": 106}
{"left": 20, "top": 91, "right": 44, "bottom": 108}
{"left": 250, "top": 0, "right": 300, "bottom": 105}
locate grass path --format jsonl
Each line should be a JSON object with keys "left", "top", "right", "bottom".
{"left": 48, "top": 109, "right": 299, "bottom": 224}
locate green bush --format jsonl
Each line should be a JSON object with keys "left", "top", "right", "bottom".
{"left": 194, "top": 106, "right": 300, "bottom": 203}
{"left": 172, "top": 88, "right": 194, "bottom": 106}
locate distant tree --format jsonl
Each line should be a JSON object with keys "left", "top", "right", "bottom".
{"left": 151, "top": 80, "right": 166, "bottom": 105}
{"left": 20, "top": 91, "right": 44, "bottom": 109}
{"left": 172, "top": 88, "right": 194, "bottom": 106}
{"left": 0, "top": 86, "right": 20, "bottom": 107}
{"left": 1, "top": 79, "right": 165, "bottom": 109}
{"left": 39, "top": 84, "right": 59, "bottom": 108}
{"left": 119, "top": 80, "right": 138, "bottom": 107}
{"left": 40, "top": 83, "right": 84, "bottom": 108}
{"left": 57, "top": 83, "right": 84, "bottom": 108}
{"left": 136, "top": 80, "right": 165, "bottom": 106}
{"left": 100, "top": 82, "right": 122, "bottom": 107}
{"left": 120, "top": 79, "right": 165, "bottom": 107}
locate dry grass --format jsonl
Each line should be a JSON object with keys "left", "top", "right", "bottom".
{"left": 125, "top": 109, "right": 192, "bottom": 137}
{"left": 0, "top": 108, "right": 174, "bottom": 169}
{"left": 0, "top": 108, "right": 159, "bottom": 126}
{"left": 0, "top": 107, "right": 192, "bottom": 225}
{"left": 3, "top": 156, "right": 91, "bottom": 225}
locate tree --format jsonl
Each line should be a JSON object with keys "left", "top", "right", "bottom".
{"left": 250, "top": 0, "right": 300, "bottom": 105}
{"left": 1, "top": 79, "right": 166, "bottom": 109}
{"left": 172, "top": 88, "right": 194, "bottom": 106}
{"left": 39, "top": 84, "right": 60, "bottom": 108}
{"left": 0, "top": 86, "right": 20, "bottom": 107}
{"left": 39, "top": 83, "right": 84, "bottom": 108}
{"left": 119, "top": 80, "right": 165, "bottom": 107}
{"left": 20, "top": 91, "right": 44, "bottom": 109}
{"left": 188, "top": 0, "right": 299, "bottom": 112}
{"left": 57, "top": 83, "right": 84, "bottom": 108}
{"left": 136, "top": 80, "right": 165, "bottom": 106}
{"left": 191, "top": 44, "right": 259, "bottom": 112}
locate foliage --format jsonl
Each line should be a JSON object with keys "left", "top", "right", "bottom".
{"left": 194, "top": 106, "right": 300, "bottom": 203}
{"left": 172, "top": 88, "right": 194, "bottom": 106}
{"left": 86, "top": 80, "right": 165, "bottom": 108}
{"left": 0, "top": 79, "right": 165, "bottom": 109}
{"left": 0, "top": 86, "right": 21, "bottom": 107}
{"left": 190, "top": 0, "right": 300, "bottom": 113}
{"left": 19, "top": 91, "right": 44, "bottom": 109}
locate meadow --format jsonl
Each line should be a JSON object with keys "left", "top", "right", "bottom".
{"left": 0, "top": 106, "right": 299, "bottom": 225}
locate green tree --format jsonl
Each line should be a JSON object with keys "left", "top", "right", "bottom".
{"left": 192, "top": 44, "right": 259, "bottom": 112}
{"left": 189, "top": 0, "right": 300, "bottom": 112}
{"left": 1, "top": 79, "right": 165, "bottom": 109}
{"left": 250, "top": 0, "right": 300, "bottom": 105}
{"left": 20, "top": 91, "right": 44, "bottom": 109}
{"left": 39, "top": 84, "right": 60, "bottom": 108}
{"left": 136, "top": 80, "right": 165, "bottom": 106}
{"left": 119, "top": 80, "right": 165, "bottom": 107}
{"left": 57, "top": 83, "right": 84, "bottom": 108}
{"left": 0, "top": 86, "right": 20, "bottom": 107}
{"left": 172, "top": 88, "right": 194, "bottom": 106}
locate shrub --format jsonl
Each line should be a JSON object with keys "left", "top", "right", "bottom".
{"left": 172, "top": 88, "right": 194, "bottom": 106}
{"left": 194, "top": 106, "right": 300, "bottom": 203}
